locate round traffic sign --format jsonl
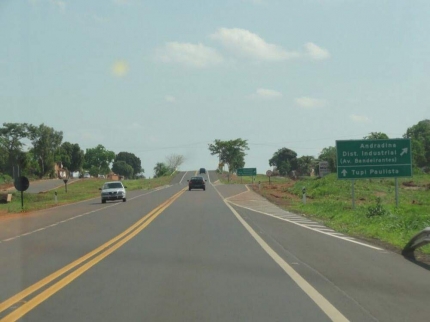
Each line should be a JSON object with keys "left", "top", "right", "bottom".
{"left": 266, "top": 170, "right": 272, "bottom": 177}
{"left": 14, "top": 176, "right": 30, "bottom": 192}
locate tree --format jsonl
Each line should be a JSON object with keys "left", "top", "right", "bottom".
{"left": 0, "top": 145, "right": 7, "bottom": 174}
{"left": 363, "top": 132, "right": 389, "bottom": 140}
{"left": 297, "top": 155, "right": 316, "bottom": 176}
{"left": 89, "top": 166, "right": 99, "bottom": 178}
{"left": 114, "top": 152, "right": 143, "bottom": 177}
{"left": 166, "top": 154, "right": 184, "bottom": 172}
{"left": 84, "top": 145, "right": 115, "bottom": 175}
{"left": 27, "top": 123, "right": 63, "bottom": 178}
{"left": 154, "top": 162, "right": 169, "bottom": 178}
{"left": 58, "top": 142, "right": 84, "bottom": 172}
{"left": 0, "top": 123, "right": 29, "bottom": 176}
{"left": 404, "top": 119, "right": 430, "bottom": 168}
{"left": 269, "top": 148, "right": 298, "bottom": 176}
{"left": 318, "top": 146, "right": 337, "bottom": 172}
{"left": 208, "top": 139, "right": 249, "bottom": 173}
{"left": 112, "top": 161, "right": 134, "bottom": 178}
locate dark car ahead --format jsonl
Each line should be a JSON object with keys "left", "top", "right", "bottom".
{"left": 199, "top": 168, "right": 206, "bottom": 174}
{"left": 188, "top": 176, "right": 206, "bottom": 191}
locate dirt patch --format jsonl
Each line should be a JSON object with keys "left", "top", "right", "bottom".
{"left": 250, "top": 182, "right": 299, "bottom": 207}
{"left": 0, "top": 183, "right": 14, "bottom": 191}
{"left": 375, "top": 192, "right": 387, "bottom": 197}
{"left": 404, "top": 186, "right": 424, "bottom": 191}
{"left": 402, "top": 181, "right": 417, "bottom": 187}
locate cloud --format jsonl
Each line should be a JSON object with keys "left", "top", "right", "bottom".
{"left": 111, "top": 60, "right": 129, "bottom": 77}
{"left": 50, "top": 0, "right": 65, "bottom": 13}
{"left": 165, "top": 95, "right": 176, "bottom": 103}
{"left": 350, "top": 114, "right": 370, "bottom": 123}
{"left": 295, "top": 97, "right": 327, "bottom": 108}
{"left": 155, "top": 42, "right": 223, "bottom": 68}
{"left": 304, "top": 42, "right": 331, "bottom": 60}
{"left": 251, "top": 88, "right": 283, "bottom": 99}
{"left": 211, "top": 28, "right": 299, "bottom": 61}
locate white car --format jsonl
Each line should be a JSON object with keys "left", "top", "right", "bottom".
{"left": 100, "top": 181, "right": 127, "bottom": 203}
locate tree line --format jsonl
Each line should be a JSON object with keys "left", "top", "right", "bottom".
{"left": 208, "top": 119, "right": 430, "bottom": 176}
{"left": 315, "top": 120, "right": 430, "bottom": 174}
{"left": 0, "top": 123, "right": 143, "bottom": 180}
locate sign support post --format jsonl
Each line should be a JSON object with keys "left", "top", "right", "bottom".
{"left": 266, "top": 170, "right": 272, "bottom": 185}
{"left": 14, "top": 176, "right": 29, "bottom": 211}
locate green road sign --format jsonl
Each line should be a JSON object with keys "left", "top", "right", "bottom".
{"left": 237, "top": 168, "right": 257, "bottom": 176}
{"left": 336, "top": 139, "right": 412, "bottom": 179}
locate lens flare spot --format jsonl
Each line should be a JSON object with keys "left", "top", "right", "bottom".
{"left": 111, "top": 60, "right": 129, "bottom": 77}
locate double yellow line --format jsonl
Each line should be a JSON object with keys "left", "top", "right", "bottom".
{"left": 0, "top": 188, "right": 186, "bottom": 322}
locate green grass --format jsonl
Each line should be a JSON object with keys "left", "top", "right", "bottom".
{"left": 266, "top": 173, "right": 430, "bottom": 254}
{"left": 0, "top": 176, "right": 172, "bottom": 215}
{"left": 0, "top": 174, "right": 13, "bottom": 185}
{"left": 218, "top": 173, "right": 289, "bottom": 184}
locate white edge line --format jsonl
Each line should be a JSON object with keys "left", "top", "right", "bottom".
{"left": 225, "top": 189, "right": 251, "bottom": 201}
{"left": 179, "top": 172, "right": 188, "bottom": 185}
{"left": 214, "top": 187, "right": 349, "bottom": 322}
{"left": 228, "top": 201, "right": 383, "bottom": 251}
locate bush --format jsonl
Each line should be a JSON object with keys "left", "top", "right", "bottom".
{"left": 0, "top": 174, "right": 13, "bottom": 184}
{"left": 366, "top": 197, "right": 388, "bottom": 218}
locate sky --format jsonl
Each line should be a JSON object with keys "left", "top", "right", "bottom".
{"left": 1, "top": 0, "right": 429, "bottom": 176}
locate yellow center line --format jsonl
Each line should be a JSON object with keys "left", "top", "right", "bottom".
{"left": 0, "top": 188, "right": 186, "bottom": 321}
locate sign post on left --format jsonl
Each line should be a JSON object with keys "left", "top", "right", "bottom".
{"left": 14, "top": 176, "right": 30, "bottom": 210}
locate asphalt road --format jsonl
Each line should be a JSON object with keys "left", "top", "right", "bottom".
{"left": 0, "top": 170, "right": 429, "bottom": 321}
{"left": 23, "top": 178, "right": 80, "bottom": 194}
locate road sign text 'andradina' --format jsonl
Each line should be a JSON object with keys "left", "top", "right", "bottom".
{"left": 336, "top": 139, "right": 412, "bottom": 179}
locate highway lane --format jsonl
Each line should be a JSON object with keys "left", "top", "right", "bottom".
{"left": 1, "top": 177, "right": 332, "bottom": 322}
{"left": 170, "top": 171, "right": 187, "bottom": 185}
{"left": 0, "top": 171, "right": 429, "bottom": 321}
{"left": 0, "top": 185, "right": 174, "bottom": 242}
{"left": 0, "top": 184, "right": 184, "bottom": 312}
{"left": 25, "top": 179, "right": 80, "bottom": 194}
{"left": 207, "top": 170, "right": 219, "bottom": 183}
{"left": 233, "top": 204, "right": 430, "bottom": 321}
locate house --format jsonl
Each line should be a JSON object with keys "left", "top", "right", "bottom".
{"left": 107, "top": 172, "right": 120, "bottom": 181}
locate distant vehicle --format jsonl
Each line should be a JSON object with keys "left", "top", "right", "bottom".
{"left": 188, "top": 176, "right": 206, "bottom": 191}
{"left": 98, "top": 174, "right": 106, "bottom": 179}
{"left": 83, "top": 172, "right": 91, "bottom": 178}
{"left": 199, "top": 168, "right": 206, "bottom": 174}
{"left": 99, "top": 181, "right": 127, "bottom": 203}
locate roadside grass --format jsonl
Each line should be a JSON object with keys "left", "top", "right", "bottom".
{"left": 218, "top": 173, "right": 288, "bottom": 184}
{"left": 253, "top": 173, "right": 430, "bottom": 255}
{"left": 0, "top": 176, "right": 172, "bottom": 215}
